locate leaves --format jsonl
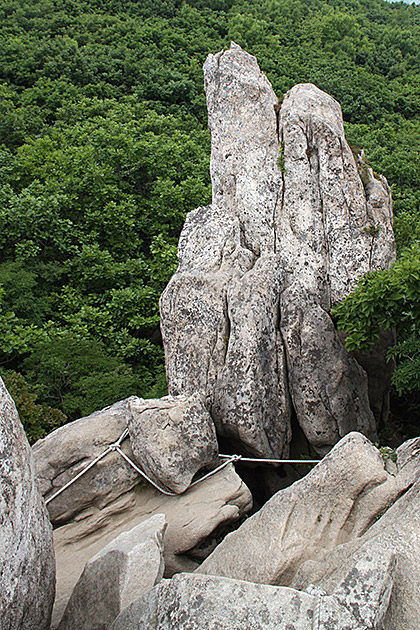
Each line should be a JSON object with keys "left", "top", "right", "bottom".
{"left": 332, "top": 245, "right": 420, "bottom": 395}
{"left": 1, "top": 0, "right": 420, "bottom": 434}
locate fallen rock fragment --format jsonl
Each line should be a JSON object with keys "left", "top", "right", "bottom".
{"left": 128, "top": 393, "right": 218, "bottom": 493}
{"left": 58, "top": 514, "right": 166, "bottom": 630}
{"left": 0, "top": 378, "right": 55, "bottom": 630}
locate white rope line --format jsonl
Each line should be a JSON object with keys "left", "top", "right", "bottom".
{"left": 44, "top": 430, "right": 321, "bottom": 506}
{"left": 313, "top": 595, "right": 321, "bottom": 630}
{"left": 45, "top": 430, "right": 240, "bottom": 504}
{"left": 45, "top": 428, "right": 130, "bottom": 505}
{"left": 219, "top": 454, "right": 321, "bottom": 464}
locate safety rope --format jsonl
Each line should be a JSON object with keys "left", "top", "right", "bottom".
{"left": 45, "top": 430, "right": 320, "bottom": 505}
{"left": 219, "top": 454, "right": 321, "bottom": 465}
{"left": 45, "top": 428, "right": 129, "bottom": 505}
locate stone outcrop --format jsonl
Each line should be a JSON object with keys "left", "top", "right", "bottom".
{"left": 33, "top": 398, "right": 139, "bottom": 525}
{"left": 0, "top": 378, "right": 56, "bottom": 630}
{"left": 160, "top": 42, "right": 395, "bottom": 457}
{"left": 111, "top": 551, "right": 395, "bottom": 630}
{"left": 197, "top": 432, "right": 411, "bottom": 585}
{"left": 32, "top": 395, "right": 252, "bottom": 628}
{"left": 51, "top": 463, "right": 251, "bottom": 629}
{"left": 291, "top": 437, "right": 420, "bottom": 630}
{"left": 128, "top": 393, "right": 218, "bottom": 493}
{"left": 58, "top": 514, "right": 166, "bottom": 630}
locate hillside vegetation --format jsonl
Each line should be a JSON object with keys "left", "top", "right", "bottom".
{"left": 1, "top": 0, "right": 420, "bottom": 442}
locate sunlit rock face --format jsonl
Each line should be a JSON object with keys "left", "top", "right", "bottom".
{"left": 160, "top": 42, "right": 395, "bottom": 458}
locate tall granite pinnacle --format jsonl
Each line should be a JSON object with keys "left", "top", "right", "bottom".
{"left": 160, "top": 43, "right": 395, "bottom": 457}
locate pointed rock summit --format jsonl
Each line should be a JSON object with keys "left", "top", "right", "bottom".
{"left": 160, "top": 43, "right": 395, "bottom": 457}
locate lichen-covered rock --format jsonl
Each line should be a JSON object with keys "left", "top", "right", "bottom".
{"left": 128, "top": 394, "right": 218, "bottom": 493}
{"left": 160, "top": 42, "right": 395, "bottom": 457}
{"left": 110, "top": 551, "right": 395, "bottom": 630}
{"left": 198, "top": 433, "right": 408, "bottom": 586}
{"left": 58, "top": 514, "right": 166, "bottom": 630}
{"left": 0, "top": 379, "right": 55, "bottom": 630}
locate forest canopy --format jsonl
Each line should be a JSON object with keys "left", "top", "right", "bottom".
{"left": 1, "top": 0, "right": 420, "bottom": 442}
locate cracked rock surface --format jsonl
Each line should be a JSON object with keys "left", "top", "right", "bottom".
{"left": 160, "top": 42, "right": 395, "bottom": 457}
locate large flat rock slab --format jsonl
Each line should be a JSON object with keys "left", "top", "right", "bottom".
{"left": 111, "top": 550, "right": 395, "bottom": 630}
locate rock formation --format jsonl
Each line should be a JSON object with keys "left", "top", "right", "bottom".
{"left": 197, "top": 432, "right": 420, "bottom": 629}
{"left": 32, "top": 402, "right": 251, "bottom": 628}
{"left": 33, "top": 394, "right": 219, "bottom": 526}
{"left": 51, "top": 463, "right": 250, "bottom": 628}
{"left": 128, "top": 393, "right": 218, "bottom": 493}
{"left": 160, "top": 42, "right": 395, "bottom": 457}
{"left": 0, "top": 378, "right": 55, "bottom": 630}
{"left": 58, "top": 514, "right": 166, "bottom": 630}
{"left": 197, "top": 432, "right": 406, "bottom": 584}
{"left": 16, "top": 44, "right": 407, "bottom": 630}
{"left": 111, "top": 551, "right": 395, "bottom": 630}
{"left": 33, "top": 398, "right": 140, "bottom": 525}
{"left": 291, "top": 437, "right": 420, "bottom": 630}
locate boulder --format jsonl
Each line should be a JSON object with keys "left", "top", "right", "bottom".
{"left": 291, "top": 437, "right": 420, "bottom": 630}
{"left": 111, "top": 550, "right": 395, "bottom": 630}
{"left": 58, "top": 514, "right": 166, "bottom": 630}
{"left": 51, "top": 463, "right": 252, "bottom": 629}
{"left": 198, "top": 432, "right": 410, "bottom": 586}
{"left": 160, "top": 42, "right": 395, "bottom": 457}
{"left": 128, "top": 393, "right": 218, "bottom": 493}
{"left": 0, "top": 378, "right": 55, "bottom": 630}
{"left": 33, "top": 398, "right": 139, "bottom": 525}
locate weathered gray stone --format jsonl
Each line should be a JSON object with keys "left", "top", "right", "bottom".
{"left": 291, "top": 437, "right": 420, "bottom": 630}
{"left": 0, "top": 378, "right": 55, "bottom": 630}
{"left": 110, "top": 550, "right": 394, "bottom": 630}
{"left": 58, "top": 514, "right": 166, "bottom": 630}
{"left": 33, "top": 399, "right": 139, "bottom": 525}
{"left": 198, "top": 433, "right": 409, "bottom": 586}
{"left": 52, "top": 463, "right": 252, "bottom": 629}
{"left": 128, "top": 393, "right": 218, "bottom": 493}
{"left": 160, "top": 43, "right": 395, "bottom": 457}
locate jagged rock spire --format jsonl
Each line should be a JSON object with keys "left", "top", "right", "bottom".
{"left": 160, "top": 43, "right": 395, "bottom": 457}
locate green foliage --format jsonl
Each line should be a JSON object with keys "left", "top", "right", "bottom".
{"left": 21, "top": 331, "right": 157, "bottom": 419}
{"left": 332, "top": 245, "right": 420, "bottom": 396}
{"left": 1, "top": 371, "right": 66, "bottom": 443}
{"left": 276, "top": 140, "right": 286, "bottom": 173}
{"left": 0, "top": 0, "right": 420, "bottom": 437}
{"left": 376, "top": 443, "right": 397, "bottom": 463}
